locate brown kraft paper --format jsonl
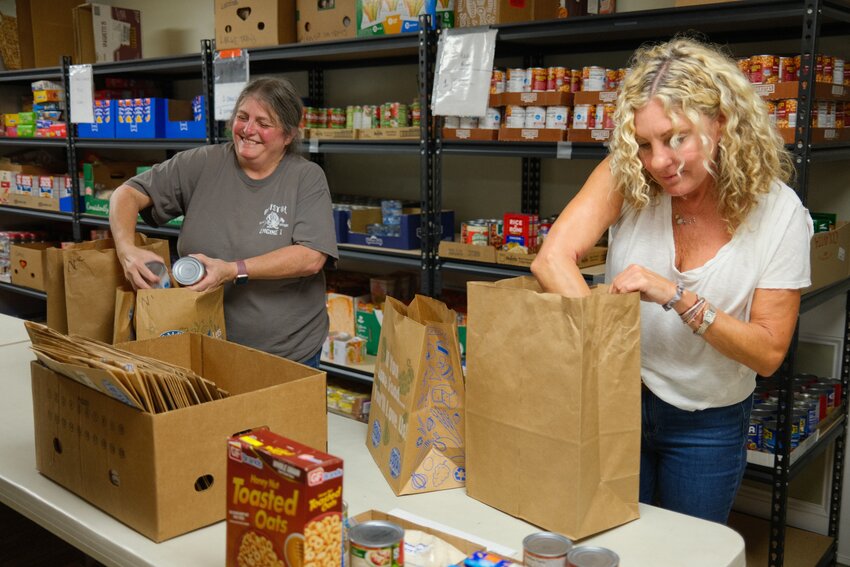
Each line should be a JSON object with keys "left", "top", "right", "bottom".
{"left": 465, "top": 276, "right": 641, "bottom": 540}
{"left": 365, "top": 294, "right": 465, "bottom": 495}
{"left": 134, "top": 287, "right": 226, "bottom": 341}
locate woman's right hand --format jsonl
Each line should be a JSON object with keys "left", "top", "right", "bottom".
{"left": 117, "top": 245, "right": 168, "bottom": 290}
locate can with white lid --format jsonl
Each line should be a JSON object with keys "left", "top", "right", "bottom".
{"left": 172, "top": 256, "right": 206, "bottom": 286}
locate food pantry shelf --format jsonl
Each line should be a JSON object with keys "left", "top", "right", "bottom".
{"left": 79, "top": 215, "right": 180, "bottom": 238}
{"left": 0, "top": 206, "right": 73, "bottom": 223}
{"left": 320, "top": 356, "right": 375, "bottom": 383}
{"left": 0, "top": 137, "right": 66, "bottom": 147}
{"left": 0, "top": 282, "right": 46, "bottom": 301}
{"left": 728, "top": 512, "right": 835, "bottom": 567}
{"left": 441, "top": 140, "right": 608, "bottom": 159}
{"left": 74, "top": 139, "right": 208, "bottom": 151}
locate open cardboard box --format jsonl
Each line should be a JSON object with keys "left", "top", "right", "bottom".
{"left": 30, "top": 333, "right": 327, "bottom": 542}
{"left": 806, "top": 221, "right": 850, "bottom": 293}
{"left": 10, "top": 242, "right": 54, "bottom": 291}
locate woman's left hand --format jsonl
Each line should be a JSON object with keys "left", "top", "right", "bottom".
{"left": 185, "top": 253, "right": 237, "bottom": 292}
{"left": 609, "top": 264, "right": 677, "bottom": 306}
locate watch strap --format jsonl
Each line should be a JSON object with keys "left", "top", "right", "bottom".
{"left": 234, "top": 259, "right": 248, "bottom": 285}
{"left": 694, "top": 303, "right": 717, "bottom": 336}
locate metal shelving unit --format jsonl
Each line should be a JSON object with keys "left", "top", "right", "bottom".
{"left": 0, "top": 6, "right": 848, "bottom": 564}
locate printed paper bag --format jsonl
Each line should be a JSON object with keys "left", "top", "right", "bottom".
{"left": 466, "top": 276, "right": 641, "bottom": 540}
{"left": 135, "top": 287, "right": 226, "bottom": 340}
{"left": 57, "top": 234, "right": 170, "bottom": 343}
{"left": 366, "top": 294, "right": 465, "bottom": 495}
{"left": 113, "top": 288, "right": 137, "bottom": 343}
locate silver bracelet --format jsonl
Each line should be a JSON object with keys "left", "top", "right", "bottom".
{"left": 694, "top": 303, "right": 718, "bottom": 336}
{"left": 663, "top": 282, "right": 684, "bottom": 311}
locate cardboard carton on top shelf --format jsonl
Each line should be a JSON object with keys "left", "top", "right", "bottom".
{"left": 806, "top": 221, "right": 850, "bottom": 293}
{"left": 30, "top": 333, "right": 328, "bottom": 542}
{"left": 457, "top": 0, "right": 557, "bottom": 27}
{"left": 16, "top": 0, "right": 78, "bottom": 69}
{"left": 296, "top": 0, "right": 356, "bottom": 43}
{"left": 215, "top": 0, "right": 296, "bottom": 49}
{"left": 73, "top": 3, "right": 142, "bottom": 64}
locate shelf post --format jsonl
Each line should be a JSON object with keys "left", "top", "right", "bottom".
{"left": 201, "top": 39, "right": 216, "bottom": 145}
{"left": 419, "top": 13, "right": 438, "bottom": 296}
{"left": 791, "top": 0, "right": 822, "bottom": 203}
{"left": 828, "top": 290, "right": 850, "bottom": 543}
{"left": 60, "top": 55, "right": 82, "bottom": 243}
{"left": 521, "top": 157, "right": 541, "bottom": 215}
{"left": 308, "top": 67, "right": 326, "bottom": 169}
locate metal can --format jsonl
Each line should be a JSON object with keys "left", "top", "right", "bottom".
{"left": 145, "top": 261, "right": 171, "bottom": 288}
{"left": 747, "top": 415, "right": 764, "bottom": 450}
{"left": 572, "top": 104, "right": 595, "bottom": 129}
{"left": 480, "top": 107, "right": 501, "bottom": 130}
{"left": 779, "top": 56, "right": 797, "bottom": 82}
{"left": 462, "top": 222, "right": 490, "bottom": 246}
{"left": 458, "top": 116, "right": 479, "bottom": 129}
{"left": 172, "top": 256, "right": 206, "bottom": 286}
{"left": 444, "top": 115, "right": 460, "bottom": 129}
{"left": 605, "top": 68, "right": 619, "bottom": 91}
{"left": 567, "top": 546, "right": 620, "bottom": 567}
{"left": 410, "top": 100, "right": 421, "bottom": 127}
{"left": 582, "top": 66, "right": 606, "bottom": 91}
{"left": 545, "top": 106, "right": 569, "bottom": 130}
{"left": 491, "top": 68, "right": 506, "bottom": 94}
{"left": 737, "top": 57, "right": 751, "bottom": 78}
{"left": 524, "top": 532, "right": 573, "bottom": 566}
{"left": 525, "top": 106, "right": 546, "bottom": 128}
{"left": 595, "top": 103, "right": 616, "bottom": 129}
{"left": 765, "top": 100, "right": 777, "bottom": 125}
{"left": 507, "top": 68, "right": 527, "bottom": 93}
{"left": 349, "top": 520, "right": 404, "bottom": 567}
{"left": 570, "top": 68, "right": 582, "bottom": 92}
{"left": 530, "top": 67, "right": 548, "bottom": 92}
{"left": 505, "top": 105, "right": 526, "bottom": 128}
{"left": 547, "top": 66, "right": 567, "bottom": 92}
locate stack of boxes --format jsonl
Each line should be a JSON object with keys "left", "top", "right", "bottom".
{"left": 1, "top": 80, "right": 66, "bottom": 139}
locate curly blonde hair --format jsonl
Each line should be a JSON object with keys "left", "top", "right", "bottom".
{"left": 608, "top": 37, "right": 794, "bottom": 232}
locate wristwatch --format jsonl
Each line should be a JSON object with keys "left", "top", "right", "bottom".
{"left": 234, "top": 259, "right": 248, "bottom": 286}
{"left": 695, "top": 303, "right": 717, "bottom": 336}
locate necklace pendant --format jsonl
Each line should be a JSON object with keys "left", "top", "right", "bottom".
{"left": 674, "top": 214, "right": 695, "bottom": 226}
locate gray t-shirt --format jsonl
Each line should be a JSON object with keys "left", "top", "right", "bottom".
{"left": 126, "top": 143, "right": 339, "bottom": 363}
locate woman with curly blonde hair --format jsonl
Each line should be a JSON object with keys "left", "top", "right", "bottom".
{"left": 532, "top": 37, "right": 812, "bottom": 523}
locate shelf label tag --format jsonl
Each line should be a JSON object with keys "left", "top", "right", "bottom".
{"left": 432, "top": 27, "right": 498, "bottom": 118}
{"left": 213, "top": 49, "right": 250, "bottom": 121}
{"left": 69, "top": 65, "right": 95, "bottom": 124}
{"left": 309, "top": 138, "right": 320, "bottom": 153}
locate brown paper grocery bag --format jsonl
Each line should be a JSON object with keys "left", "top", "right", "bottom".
{"left": 113, "top": 288, "right": 137, "bottom": 343}
{"left": 46, "top": 238, "right": 115, "bottom": 333}
{"left": 135, "top": 287, "right": 226, "bottom": 341}
{"left": 49, "top": 234, "right": 170, "bottom": 342}
{"left": 466, "top": 276, "right": 641, "bottom": 540}
{"left": 366, "top": 294, "right": 465, "bottom": 495}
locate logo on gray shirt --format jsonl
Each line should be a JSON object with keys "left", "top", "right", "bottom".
{"left": 259, "top": 203, "right": 289, "bottom": 236}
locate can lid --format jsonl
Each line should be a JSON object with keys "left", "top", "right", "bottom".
{"left": 566, "top": 545, "right": 620, "bottom": 567}
{"left": 172, "top": 256, "right": 204, "bottom": 285}
{"left": 523, "top": 531, "right": 573, "bottom": 557}
{"left": 348, "top": 520, "right": 404, "bottom": 547}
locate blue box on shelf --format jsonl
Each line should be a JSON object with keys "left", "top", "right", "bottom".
{"left": 346, "top": 208, "right": 454, "bottom": 250}
{"left": 332, "top": 208, "right": 351, "bottom": 243}
{"left": 164, "top": 96, "right": 207, "bottom": 139}
{"left": 77, "top": 100, "right": 116, "bottom": 138}
{"left": 116, "top": 98, "right": 166, "bottom": 138}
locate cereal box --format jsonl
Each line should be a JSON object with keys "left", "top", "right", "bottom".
{"left": 226, "top": 428, "right": 344, "bottom": 567}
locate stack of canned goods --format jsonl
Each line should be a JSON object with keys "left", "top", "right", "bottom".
{"left": 302, "top": 101, "right": 421, "bottom": 130}
{"left": 522, "top": 532, "right": 620, "bottom": 567}
{"left": 571, "top": 103, "right": 616, "bottom": 130}
{"left": 493, "top": 66, "right": 629, "bottom": 94}
{"left": 460, "top": 218, "right": 504, "bottom": 247}
{"left": 748, "top": 373, "right": 843, "bottom": 453}
{"left": 738, "top": 53, "right": 849, "bottom": 86}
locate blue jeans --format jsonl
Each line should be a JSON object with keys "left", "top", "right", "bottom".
{"left": 301, "top": 349, "right": 322, "bottom": 369}
{"left": 640, "top": 386, "right": 753, "bottom": 524}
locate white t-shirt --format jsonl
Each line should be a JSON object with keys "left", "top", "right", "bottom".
{"left": 605, "top": 180, "right": 813, "bottom": 411}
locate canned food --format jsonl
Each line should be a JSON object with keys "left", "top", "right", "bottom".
{"left": 462, "top": 222, "right": 490, "bottom": 246}
{"left": 459, "top": 116, "right": 479, "bottom": 129}
{"left": 531, "top": 67, "right": 548, "bottom": 92}
{"left": 765, "top": 100, "right": 777, "bottom": 125}
{"left": 547, "top": 66, "right": 567, "bottom": 92}
{"left": 605, "top": 68, "right": 619, "bottom": 91}
{"left": 582, "top": 66, "right": 606, "bottom": 91}
{"left": 507, "top": 68, "right": 527, "bottom": 93}
{"left": 747, "top": 416, "right": 763, "bottom": 450}
{"left": 570, "top": 69, "right": 582, "bottom": 93}
{"left": 480, "top": 107, "right": 501, "bottom": 129}
{"left": 572, "top": 104, "right": 595, "bottom": 129}
{"left": 349, "top": 520, "right": 404, "bottom": 567}
{"left": 172, "top": 256, "right": 206, "bottom": 286}
{"left": 525, "top": 106, "right": 546, "bottom": 128}
{"left": 595, "top": 103, "right": 616, "bottom": 129}
{"left": 545, "top": 106, "right": 569, "bottom": 130}
{"left": 779, "top": 56, "right": 797, "bottom": 82}
{"left": 444, "top": 115, "right": 460, "bottom": 129}
{"left": 145, "top": 261, "right": 171, "bottom": 289}
{"left": 506, "top": 105, "right": 526, "bottom": 128}
{"left": 567, "top": 545, "right": 620, "bottom": 567}
{"left": 491, "top": 68, "right": 506, "bottom": 94}
{"left": 524, "top": 531, "right": 573, "bottom": 566}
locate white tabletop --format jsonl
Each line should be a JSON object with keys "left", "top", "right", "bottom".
{"left": 0, "top": 315, "right": 746, "bottom": 567}
{"left": 0, "top": 312, "right": 31, "bottom": 346}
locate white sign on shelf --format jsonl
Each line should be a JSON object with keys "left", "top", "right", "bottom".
{"left": 69, "top": 65, "right": 94, "bottom": 124}
{"left": 214, "top": 49, "right": 250, "bottom": 121}
{"left": 432, "top": 27, "right": 497, "bottom": 118}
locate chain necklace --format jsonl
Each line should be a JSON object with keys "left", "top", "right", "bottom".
{"left": 674, "top": 213, "right": 696, "bottom": 226}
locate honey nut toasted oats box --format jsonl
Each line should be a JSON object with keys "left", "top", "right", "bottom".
{"left": 226, "top": 428, "right": 344, "bottom": 567}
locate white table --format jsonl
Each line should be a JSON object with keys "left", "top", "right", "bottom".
{"left": 0, "top": 315, "right": 746, "bottom": 567}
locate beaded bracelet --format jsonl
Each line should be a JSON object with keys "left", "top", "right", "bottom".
{"left": 663, "top": 282, "right": 684, "bottom": 311}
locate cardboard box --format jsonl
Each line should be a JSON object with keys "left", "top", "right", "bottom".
{"left": 495, "top": 245, "right": 607, "bottom": 269}
{"left": 215, "top": 0, "right": 296, "bottom": 49}
{"left": 78, "top": 100, "right": 117, "bottom": 138}
{"left": 442, "top": 127, "right": 499, "bottom": 141}
{"left": 304, "top": 127, "right": 359, "bottom": 139}
{"left": 439, "top": 240, "right": 498, "bottom": 263}
{"left": 498, "top": 127, "right": 567, "bottom": 142}
{"left": 73, "top": 4, "right": 142, "bottom": 64}
{"left": 456, "top": 0, "right": 534, "bottom": 26}
{"left": 16, "top": 0, "right": 79, "bottom": 69}
{"left": 30, "top": 333, "right": 328, "bottom": 542}
{"left": 164, "top": 97, "right": 206, "bottom": 139}
{"left": 567, "top": 128, "right": 612, "bottom": 142}
{"left": 807, "top": 221, "right": 850, "bottom": 293}
{"left": 10, "top": 242, "right": 53, "bottom": 291}
{"left": 356, "top": 0, "right": 455, "bottom": 37}
{"left": 116, "top": 98, "right": 166, "bottom": 138}
{"left": 225, "top": 429, "right": 343, "bottom": 567}
{"left": 356, "top": 127, "right": 419, "bottom": 139}
{"left": 327, "top": 292, "right": 370, "bottom": 335}
{"left": 347, "top": 208, "right": 454, "bottom": 250}
{"left": 500, "top": 91, "right": 572, "bottom": 106}
{"left": 296, "top": 0, "right": 357, "bottom": 43}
